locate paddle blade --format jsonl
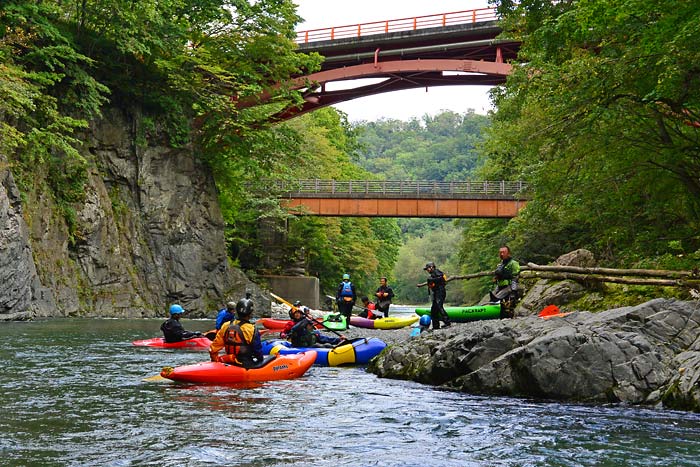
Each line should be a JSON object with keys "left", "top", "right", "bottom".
{"left": 143, "top": 374, "right": 170, "bottom": 382}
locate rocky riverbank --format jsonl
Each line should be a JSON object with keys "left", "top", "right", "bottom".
{"left": 366, "top": 298, "right": 700, "bottom": 412}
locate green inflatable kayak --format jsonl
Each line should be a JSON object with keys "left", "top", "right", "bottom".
{"left": 415, "top": 303, "right": 503, "bottom": 322}
{"left": 322, "top": 313, "right": 348, "bottom": 330}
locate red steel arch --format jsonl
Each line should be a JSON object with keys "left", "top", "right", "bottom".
{"left": 273, "top": 59, "right": 511, "bottom": 120}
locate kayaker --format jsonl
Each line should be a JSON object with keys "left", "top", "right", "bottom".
{"left": 209, "top": 297, "right": 263, "bottom": 368}
{"left": 160, "top": 304, "right": 204, "bottom": 343}
{"left": 215, "top": 301, "right": 236, "bottom": 330}
{"left": 374, "top": 277, "right": 394, "bottom": 318}
{"left": 410, "top": 315, "right": 432, "bottom": 337}
{"left": 418, "top": 262, "right": 451, "bottom": 330}
{"left": 288, "top": 317, "right": 344, "bottom": 348}
{"left": 335, "top": 273, "right": 356, "bottom": 326}
{"left": 358, "top": 296, "right": 380, "bottom": 319}
{"left": 280, "top": 305, "right": 305, "bottom": 339}
{"left": 489, "top": 245, "right": 521, "bottom": 303}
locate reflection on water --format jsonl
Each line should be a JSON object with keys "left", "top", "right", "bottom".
{"left": 0, "top": 319, "right": 699, "bottom": 467}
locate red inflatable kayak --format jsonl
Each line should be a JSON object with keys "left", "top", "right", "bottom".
{"left": 259, "top": 318, "right": 325, "bottom": 331}
{"left": 159, "top": 351, "right": 317, "bottom": 384}
{"left": 132, "top": 337, "right": 212, "bottom": 349}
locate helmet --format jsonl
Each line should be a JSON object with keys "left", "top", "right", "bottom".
{"left": 342, "top": 273, "right": 350, "bottom": 280}
{"left": 419, "top": 315, "right": 431, "bottom": 326}
{"left": 423, "top": 261, "right": 436, "bottom": 270}
{"left": 289, "top": 307, "right": 302, "bottom": 320}
{"left": 300, "top": 306, "right": 309, "bottom": 314}
{"left": 236, "top": 298, "right": 254, "bottom": 316}
{"left": 226, "top": 301, "right": 236, "bottom": 311}
{"left": 293, "top": 300, "right": 302, "bottom": 307}
{"left": 169, "top": 304, "right": 184, "bottom": 315}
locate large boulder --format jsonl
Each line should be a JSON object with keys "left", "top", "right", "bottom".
{"left": 515, "top": 248, "right": 598, "bottom": 316}
{"left": 370, "top": 299, "right": 700, "bottom": 411}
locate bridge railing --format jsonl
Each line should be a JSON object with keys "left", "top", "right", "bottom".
{"left": 296, "top": 8, "right": 498, "bottom": 44}
{"left": 266, "top": 179, "right": 528, "bottom": 198}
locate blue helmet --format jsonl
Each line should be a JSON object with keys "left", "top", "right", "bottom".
{"left": 169, "top": 304, "right": 184, "bottom": 315}
{"left": 342, "top": 273, "right": 350, "bottom": 280}
{"left": 419, "top": 315, "right": 431, "bottom": 326}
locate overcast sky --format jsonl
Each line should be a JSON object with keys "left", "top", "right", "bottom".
{"left": 294, "top": 0, "right": 494, "bottom": 122}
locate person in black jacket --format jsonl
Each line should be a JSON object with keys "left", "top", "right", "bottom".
{"left": 374, "top": 277, "right": 394, "bottom": 318}
{"left": 419, "top": 262, "right": 451, "bottom": 330}
{"left": 160, "top": 304, "right": 203, "bottom": 343}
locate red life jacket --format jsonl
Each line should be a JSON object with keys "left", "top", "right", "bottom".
{"left": 365, "top": 302, "right": 379, "bottom": 319}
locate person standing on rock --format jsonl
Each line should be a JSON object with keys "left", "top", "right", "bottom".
{"left": 335, "top": 273, "right": 356, "bottom": 326}
{"left": 374, "top": 277, "right": 394, "bottom": 318}
{"left": 489, "top": 245, "right": 521, "bottom": 302}
{"left": 418, "top": 262, "right": 451, "bottom": 330}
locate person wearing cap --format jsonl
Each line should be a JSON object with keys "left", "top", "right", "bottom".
{"left": 420, "top": 262, "right": 451, "bottom": 329}
{"left": 335, "top": 273, "right": 356, "bottom": 326}
{"left": 160, "top": 304, "right": 203, "bottom": 343}
{"left": 215, "top": 300, "right": 237, "bottom": 330}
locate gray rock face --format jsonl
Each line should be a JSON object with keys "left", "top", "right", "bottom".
{"left": 0, "top": 168, "right": 56, "bottom": 320}
{"left": 1, "top": 108, "right": 268, "bottom": 319}
{"left": 370, "top": 299, "right": 700, "bottom": 411}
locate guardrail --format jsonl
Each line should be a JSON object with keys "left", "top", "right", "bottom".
{"left": 264, "top": 179, "right": 528, "bottom": 198}
{"left": 296, "top": 8, "right": 498, "bottom": 44}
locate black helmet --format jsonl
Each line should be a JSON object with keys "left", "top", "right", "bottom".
{"left": 236, "top": 298, "right": 254, "bottom": 316}
{"left": 226, "top": 301, "right": 236, "bottom": 311}
{"left": 293, "top": 300, "right": 302, "bottom": 307}
{"left": 424, "top": 261, "right": 436, "bottom": 270}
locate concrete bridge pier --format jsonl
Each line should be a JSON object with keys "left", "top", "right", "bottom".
{"left": 257, "top": 218, "right": 321, "bottom": 309}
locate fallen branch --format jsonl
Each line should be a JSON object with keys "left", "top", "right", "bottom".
{"left": 519, "top": 271, "right": 687, "bottom": 287}
{"left": 524, "top": 262, "right": 696, "bottom": 279}
{"left": 431, "top": 263, "right": 699, "bottom": 289}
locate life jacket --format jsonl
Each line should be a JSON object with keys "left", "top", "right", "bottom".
{"left": 224, "top": 320, "right": 252, "bottom": 360}
{"left": 290, "top": 319, "right": 316, "bottom": 347}
{"left": 339, "top": 281, "right": 354, "bottom": 300}
{"left": 496, "top": 258, "right": 521, "bottom": 287}
{"left": 427, "top": 271, "right": 446, "bottom": 289}
{"left": 364, "top": 302, "right": 379, "bottom": 319}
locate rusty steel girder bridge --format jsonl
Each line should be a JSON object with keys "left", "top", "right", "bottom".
{"left": 267, "top": 179, "right": 528, "bottom": 218}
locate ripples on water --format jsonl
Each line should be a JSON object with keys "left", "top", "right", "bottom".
{"left": 1, "top": 319, "right": 699, "bottom": 467}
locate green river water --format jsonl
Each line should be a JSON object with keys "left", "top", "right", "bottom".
{"left": 1, "top": 318, "right": 699, "bottom": 467}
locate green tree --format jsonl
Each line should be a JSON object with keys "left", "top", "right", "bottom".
{"left": 393, "top": 223, "right": 466, "bottom": 305}
{"left": 481, "top": 0, "right": 700, "bottom": 266}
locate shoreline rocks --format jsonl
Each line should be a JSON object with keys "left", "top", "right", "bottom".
{"left": 367, "top": 298, "right": 700, "bottom": 412}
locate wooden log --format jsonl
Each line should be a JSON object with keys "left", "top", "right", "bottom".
{"left": 525, "top": 262, "right": 695, "bottom": 279}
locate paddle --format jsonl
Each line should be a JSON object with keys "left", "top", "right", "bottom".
{"left": 143, "top": 373, "right": 169, "bottom": 382}
{"left": 271, "top": 292, "right": 346, "bottom": 339}
{"left": 203, "top": 329, "right": 217, "bottom": 340}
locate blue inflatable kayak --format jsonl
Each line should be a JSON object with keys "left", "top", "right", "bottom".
{"left": 262, "top": 337, "right": 386, "bottom": 366}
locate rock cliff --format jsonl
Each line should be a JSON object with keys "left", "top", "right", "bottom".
{"left": 370, "top": 299, "right": 700, "bottom": 412}
{"left": 1, "top": 107, "right": 268, "bottom": 320}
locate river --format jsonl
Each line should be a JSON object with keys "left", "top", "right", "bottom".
{"left": 1, "top": 318, "right": 699, "bottom": 467}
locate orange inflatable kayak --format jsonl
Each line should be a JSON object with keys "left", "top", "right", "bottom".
{"left": 159, "top": 351, "right": 317, "bottom": 384}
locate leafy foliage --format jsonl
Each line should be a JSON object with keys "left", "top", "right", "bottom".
{"left": 477, "top": 0, "right": 700, "bottom": 268}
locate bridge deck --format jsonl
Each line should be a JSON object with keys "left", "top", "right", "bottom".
{"left": 266, "top": 180, "right": 529, "bottom": 218}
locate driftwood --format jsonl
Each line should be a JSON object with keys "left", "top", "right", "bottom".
{"left": 429, "top": 263, "right": 699, "bottom": 288}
